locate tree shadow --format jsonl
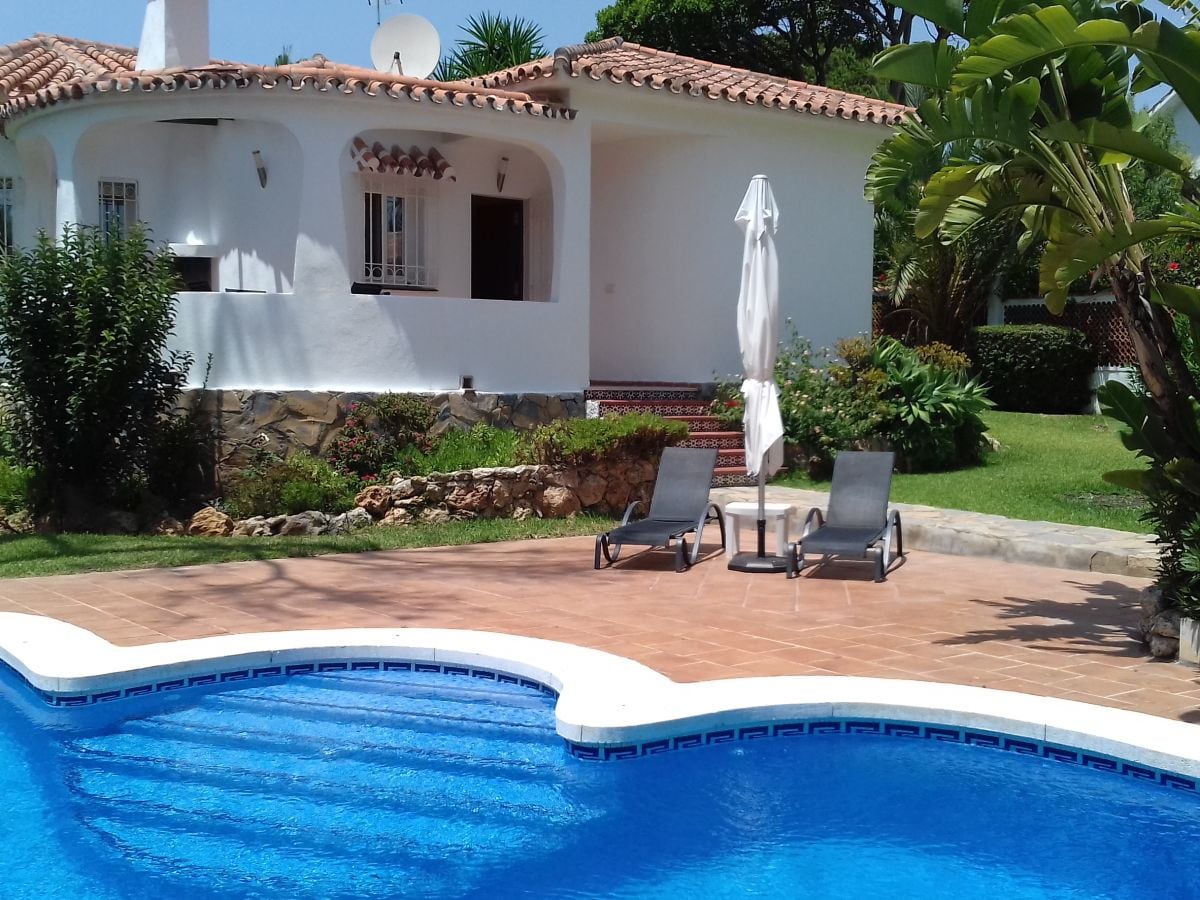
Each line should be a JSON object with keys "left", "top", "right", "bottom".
{"left": 931, "top": 578, "right": 1155, "bottom": 659}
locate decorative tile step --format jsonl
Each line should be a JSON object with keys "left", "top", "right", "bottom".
{"left": 665, "top": 415, "right": 723, "bottom": 432}
{"left": 717, "top": 448, "right": 745, "bottom": 464}
{"left": 596, "top": 399, "right": 711, "bottom": 417}
{"left": 712, "top": 467, "right": 758, "bottom": 488}
{"left": 585, "top": 383, "right": 704, "bottom": 402}
{"left": 681, "top": 431, "right": 744, "bottom": 450}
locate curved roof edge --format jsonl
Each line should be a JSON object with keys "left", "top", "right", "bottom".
{"left": 471, "top": 36, "right": 910, "bottom": 129}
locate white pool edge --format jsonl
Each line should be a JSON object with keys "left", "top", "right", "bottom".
{"left": 2, "top": 612, "right": 1198, "bottom": 780}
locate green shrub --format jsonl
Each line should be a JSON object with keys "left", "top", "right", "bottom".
{"left": 393, "top": 425, "right": 519, "bottom": 475}
{"left": 967, "top": 325, "right": 1097, "bottom": 414}
{"left": 224, "top": 452, "right": 358, "bottom": 519}
{"left": 527, "top": 414, "right": 688, "bottom": 467}
{"left": 0, "top": 226, "right": 192, "bottom": 522}
{"left": 0, "top": 459, "right": 34, "bottom": 513}
{"left": 776, "top": 338, "right": 891, "bottom": 478}
{"left": 867, "top": 338, "right": 992, "bottom": 472}
{"left": 327, "top": 394, "right": 436, "bottom": 481}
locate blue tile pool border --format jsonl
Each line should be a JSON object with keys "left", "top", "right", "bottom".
{"left": 3, "top": 657, "right": 1194, "bottom": 795}
{"left": 565, "top": 719, "right": 1199, "bottom": 794}
{"left": 0, "top": 658, "right": 560, "bottom": 707}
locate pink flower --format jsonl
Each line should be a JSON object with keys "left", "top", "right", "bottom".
{"left": 1169, "top": 261, "right": 1181, "bottom": 272}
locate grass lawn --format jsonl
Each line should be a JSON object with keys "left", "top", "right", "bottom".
{"left": 0, "top": 515, "right": 615, "bottom": 580}
{"left": 772, "top": 411, "right": 1151, "bottom": 533}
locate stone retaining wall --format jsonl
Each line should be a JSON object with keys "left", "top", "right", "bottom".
{"left": 176, "top": 389, "right": 585, "bottom": 473}
{"left": 189, "top": 458, "right": 661, "bottom": 539}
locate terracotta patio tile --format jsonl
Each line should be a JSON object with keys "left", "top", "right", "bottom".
{"left": 6, "top": 538, "right": 1191, "bottom": 721}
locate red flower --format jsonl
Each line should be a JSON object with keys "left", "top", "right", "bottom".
{"left": 725, "top": 399, "right": 739, "bottom": 408}
{"left": 1169, "top": 261, "right": 1181, "bottom": 272}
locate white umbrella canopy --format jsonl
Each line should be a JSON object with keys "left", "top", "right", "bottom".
{"left": 736, "top": 175, "right": 784, "bottom": 481}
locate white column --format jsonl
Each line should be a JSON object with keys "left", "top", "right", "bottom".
{"left": 288, "top": 125, "right": 351, "bottom": 295}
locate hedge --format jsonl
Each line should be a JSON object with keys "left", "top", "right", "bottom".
{"left": 967, "top": 325, "right": 1097, "bottom": 414}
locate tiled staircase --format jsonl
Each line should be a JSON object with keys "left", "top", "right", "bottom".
{"left": 585, "top": 383, "right": 756, "bottom": 486}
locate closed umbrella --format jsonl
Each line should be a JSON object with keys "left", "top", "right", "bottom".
{"left": 729, "top": 175, "right": 789, "bottom": 574}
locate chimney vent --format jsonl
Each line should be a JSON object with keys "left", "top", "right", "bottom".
{"left": 137, "top": 0, "right": 210, "bottom": 70}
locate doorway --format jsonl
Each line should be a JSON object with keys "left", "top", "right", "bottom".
{"left": 471, "top": 196, "right": 525, "bottom": 301}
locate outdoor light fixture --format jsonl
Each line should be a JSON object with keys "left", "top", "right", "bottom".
{"left": 496, "top": 156, "right": 510, "bottom": 194}
{"left": 460, "top": 375, "right": 475, "bottom": 392}
{"left": 252, "top": 150, "right": 268, "bottom": 188}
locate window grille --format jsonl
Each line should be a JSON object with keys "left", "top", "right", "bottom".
{"left": 362, "top": 191, "right": 428, "bottom": 288}
{"left": 98, "top": 180, "right": 139, "bottom": 237}
{"left": 0, "top": 177, "right": 13, "bottom": 253}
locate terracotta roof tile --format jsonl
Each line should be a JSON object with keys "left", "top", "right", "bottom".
{"left": 0, "top": 34, "right": 574, "bottom": 126}
{"left": 472, "top": 37, "right": 910, "bottom": 128}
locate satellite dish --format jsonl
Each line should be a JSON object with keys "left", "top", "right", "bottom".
{"left": 370, "top": 14, "right": 441, "bottom": 80}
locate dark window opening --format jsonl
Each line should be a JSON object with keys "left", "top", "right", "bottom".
{"left": 174, "top": 257, "right": 213, "bottom": 292}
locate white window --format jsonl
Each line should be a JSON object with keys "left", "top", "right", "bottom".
{"left": 0, "top": 177, "right": 13, "bottom": 253}
{"left": 98, "top": 180, "right": 139, "bottom": 237}
{"left": 362, "top": 190, "right": 429, "bottom": 288}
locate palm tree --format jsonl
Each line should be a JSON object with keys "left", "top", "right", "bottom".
{"left": 433, "top": 13, "right": 547, "bottom": 82}
{"left": 866, "top": 0, "right": 1200, "bottom": 607}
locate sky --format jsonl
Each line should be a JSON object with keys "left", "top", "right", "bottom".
{"left": 0, "top": 0, "right": 603, "bottom": 69}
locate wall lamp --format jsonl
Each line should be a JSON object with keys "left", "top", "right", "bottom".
{"left": 252, "top": 150, "right": 268, "bottom": 188}
{"left": 496, "top": 156, "right": 510, "bottom": 194}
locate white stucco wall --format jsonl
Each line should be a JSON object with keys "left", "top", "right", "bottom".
{"left": 6, "top": 89, "right": 592, "bottom": 394}
{"left": 584, "top": 85, "right": 880, "bottom": 384}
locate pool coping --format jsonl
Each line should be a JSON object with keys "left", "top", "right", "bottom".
{"left": 2, "top": 612, "right": 1198, "bottom": 784}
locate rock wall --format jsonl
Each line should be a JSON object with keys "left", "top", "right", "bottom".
{"left": 175, "top": 389, "right": 585, "bottom": 473}
{"left": 195, "top": 458, "right": 662, "bottom": 538}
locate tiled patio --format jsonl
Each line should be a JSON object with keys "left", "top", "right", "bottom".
{"left": 2, "top": 534, "right": 1197, "bottom": 723}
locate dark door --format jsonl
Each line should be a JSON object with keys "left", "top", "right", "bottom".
{"left": 472, "top": 196, "right": 525, "bottom": 301}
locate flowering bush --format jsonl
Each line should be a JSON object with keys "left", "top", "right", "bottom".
{"left": 710, "top": 382, "right": 745, "bottom": 431}
{"left": 327, "top": 394, "right": 436, "bottom": 481}
{"left": 774, "top": 338, "right": 891, "bottom": 478}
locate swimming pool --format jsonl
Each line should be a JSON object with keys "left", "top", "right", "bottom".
{"left": 3, "top": 662, "right": 1198, "bottom": 899}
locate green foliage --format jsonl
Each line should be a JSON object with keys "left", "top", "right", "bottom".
{"left": 774, "top": 337, "right": 892, "bottom": 478}
{"left": 0, "top": 459, "right": 34, "bottom": 513}
{"left": 433, "top": 13, "right": 547, "bottom": 81}
{"left": 915, "top": 341, "right": 971, "bottom": 374}
{"left": 0, "top": 226, "right": 192, "bottom": 522}
{"left": 709, "top": 382, "right": 745, "bottom": 431}
{"left": 1100, "top": 381, "right": 1200, "bottom": 613}
{"left": 866, "top": 337, "right": 993, "bottom": 471}
{"left": 967, "top": 325, "right": 1097, "bottom": 414}
{"left": 327, "top": 394, "right": 436, "bottom": 481}
{"left": 586, "top": 0, "right": 905, "bottom": 92}
{"left": 224, "top": 452, "right": 358, "bottom": 519}
{"left": 762, "top": 332, "right": 989, "bottom": 477}
{"left": 392, "top": 425, "right": 520, "bottom": 476}
{"left": 527, "top": 414, "right": 688, "bottom": 467}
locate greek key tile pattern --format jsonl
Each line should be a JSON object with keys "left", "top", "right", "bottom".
{"left": 565, "top": 718, "right": 1198, "bottom": 793}
{"left": 1, "top": 659, "right": 558, "bottom": 708}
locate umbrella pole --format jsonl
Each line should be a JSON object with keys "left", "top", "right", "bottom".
{"left": 756, "top": 467, "right": 767, "bottom": 558}
{"left": 728, "top": 458, "right": 790, "bottom": 574}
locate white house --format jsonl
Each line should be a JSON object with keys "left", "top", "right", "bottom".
{"left": 1151, "top": 92, "right": 1200, "bottom": 170}
{"left": 0, "top": 0, "right": 905, "bottom": 397}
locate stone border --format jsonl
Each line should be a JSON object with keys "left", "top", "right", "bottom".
{"left": 2, "top": 613, "right": 1198, "bottom": 782}
{"left": 712, "top": 486, "right": 1158, "bottom": 579}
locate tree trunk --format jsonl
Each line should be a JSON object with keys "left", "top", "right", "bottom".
{"left": 1108, "top": 264, "right": 1200, "bottom": 456}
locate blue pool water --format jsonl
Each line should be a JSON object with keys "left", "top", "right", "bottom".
{"left": 2, "top": 665, "right": 1199, "bottom": 899}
